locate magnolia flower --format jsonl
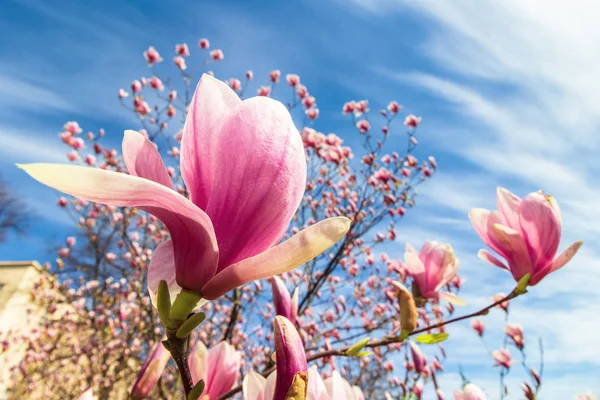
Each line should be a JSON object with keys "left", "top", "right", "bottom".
{"left": 470, "top": 187, "right": 582, "bottom": 286}
{"left": 19, "top": 74, "right": 351, "bottom": 305}
{"left": 409, "top": 341, "right": 427, "bottom": 374}
{"left": 189, "top": 341, "right": 241, "bottom": 398}
{"left": 453, "top": 383, "right": 487, "bottom": 400}
{"left": 130, "top": 341, "right": 171, "bottom": 399}
{"left": 270, "top": 276, "right": 299, "bottom": 325}
{"left": 471, "top": 319, "right": 485, "bottom": 336}
{"left": 504, "top": 323, "right": 524, "bottom": 349}
{"left": 404, "top": 241, "right": 463, "bottom": 305}
{"left": 492, "top": 349, "right": 512, "bottom": 369}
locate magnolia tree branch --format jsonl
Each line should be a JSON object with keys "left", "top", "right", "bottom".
{"left": 217, "top": 288, "right": 523, "bottom": 400}
{"left": 166, "top": 333, "right": 194, "bottom": 397}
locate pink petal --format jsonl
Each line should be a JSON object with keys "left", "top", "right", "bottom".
{"left": 531, "top": 240, "right": 583, "bottom": 285}
{"left": 263, "top": 372, "right": 277, "bottom": 400}
{"left": 477, "top": 249, "right": 509, "bottom": 271}
{"left": 519, "top": 192, "right": 561, "bottom": 271}
{"left": 404, "top": 243, "right": 426, "bottom": 293}
{"left": 147, "top": 240, "right": 179, "bottom": 307}
{"left": 205, "top": 342, "right": 241, "bottom": 398}
{"left": 420, "top": 241, "right": 450, "bottom": 292}
{"left": 307, "top": 365, "right": 328, "bottom": 400}
{"left": 491, "top": 223, "right": 533, "bottom": 281}
{"left": 181, "top": 74, "right": 242, "bottom": 210}
{"left": 324, "top": 371, "right": 347, "bottom": 398}
{"left": 204, "top": 95, "right": 307, "bottom": 271}
{"left": 18, "top": 164, "right": 219, "bottom": 292}
{"left": 353, "top": 386, "right": 366, "bottom": 400}
{"left": 270, "top": 276, "right": 294, "bottom": 324}
{"left": 201, "top": 217, "right": 350, "bottom": 300}
{"left": 438, "top": 291, "right": 466, "bottom": 306}
{"left": 122, "top": 130, "right": 174, "bottom": 189}
{"left": 189, "top": 341, "right": 208, "bottom": 386}
{"left": 496, "top": 187, "right": 521, "bottom": 229}
{"left": 243, "top": 370, "right": 266, "bottom": 400}
{"left": 469, "top": 208, "right": 510, "bottom": 260}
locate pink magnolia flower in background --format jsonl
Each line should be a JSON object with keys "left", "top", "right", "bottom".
{"left": 143, "top": 46, "right": 163, "bottom": 66}
{"left": 198, "top": 38, "right": 210, "bottom": 49}
{"left": 130, "top": 340, "right": 171, "bottom": 400}
{"left": 504, "top": 323, "right": 524, "bottom": 349}
{"left": 469, "top": 187, "right": 583, "bottom": 286}
{"left": 404, "top": 114, "right": 422, "bottom": 128}
{"left": 453, "top": 383, "right": 487, "bottom": 400}
{"left": 404, "top": 241, "right": 463, "bottom": 305}
{"left": 210, "top": 49, "right": 224, "bottom": 61}
{"left": 471, "top": 319, "right": 484, "bottom": 336}
{"left": 492, "top": 349, "right": 513, "bottom": 369}
{"left": 409, "top": 341, "right": 427, "bottom": 374}
{"left": 189, "top": 340, "right": 241, "bottom": 398}
{"left": 269, "top": 276, "right": 299, "bottom": 325}
{"left": 19, "top": 74, "right": 351, "bottom": 303}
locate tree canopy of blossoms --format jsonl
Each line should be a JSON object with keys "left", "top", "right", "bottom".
{"left": 1, "top": 37, "right": 590, "bottom": 400}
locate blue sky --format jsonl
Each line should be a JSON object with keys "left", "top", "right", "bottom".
{"left": 1, "top": 0, "right": 599, "bottom": 398}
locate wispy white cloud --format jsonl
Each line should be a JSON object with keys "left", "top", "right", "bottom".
{"left": 0, "top": 126, "right": 67, "bottom": 163}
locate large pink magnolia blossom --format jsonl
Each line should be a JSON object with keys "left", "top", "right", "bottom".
{"left": 454, "top": 383, "right": 487, "bottom": 400}
{"left": 188, "top": 340, "right": 241, "bottom": 399}
{"left": 469, "top": 187, "right": 582, "bottom": 286}
{"left": 19, "top": 74, "right": 350, "bottom": 302}
{"left": 404, "top": 241, "right": 463, "bottom": 305}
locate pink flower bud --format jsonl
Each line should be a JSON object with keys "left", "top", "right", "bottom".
{"left": 198, "top": 38, "right": 210, "bottom": 49}
{"left": 387, "top": 101, "right": 402, "bottom": 114}
{"left": 174, "top": 56, "right": 187, "bottom": 71}
{"left": 471, "top": 319, "right": 484, "bottom": 336}
{"left": 286, "top": 74, "right": 300, "bottom": 86}
{"left": 66, "top": 237, "right": 76, "bottom": 247}
{"left": 143, "top": 46, "right": 163, "bottom": 65}
{"left": 210, "top": 49, "right": 224, "bottom": 61}
{"left": 175, "top": 43, "right": 190, "bottom": 56}
{"left": 404, "top": 114, "right": 422, "bottom": 128}
{"left": 492, "top": 349, "right": 513, "bottom": 369}
{"left": 269, "top": 69, "right": 281, "bottom": 83}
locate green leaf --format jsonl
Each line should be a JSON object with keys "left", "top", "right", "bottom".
{"left": 176, "top": 312, "right": 206, "bottom": 339}
{"left": 414, "top": 333, "right": 449, "bottom": 345}
{"left": 157, "top": 280, "right": 171, "bottom": 325}
{"left": 188, "top": 379, "right": 205, "bottom": 400}
{"left": 345, "top": 337, "right": 370, "bottom": 356}
{"left": 356, "top": 351, "right": 373, "bottom": 357}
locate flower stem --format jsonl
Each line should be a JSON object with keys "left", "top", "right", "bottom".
{"left": 167, "top": 330, "right": 194, "bottom": 397}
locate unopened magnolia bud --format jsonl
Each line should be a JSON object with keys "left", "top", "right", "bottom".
{"left": 522, "top": 383, "right": 535, "bottom": 400}
{"left": 392, "top": 281, "right": 417, "bottom": 339}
